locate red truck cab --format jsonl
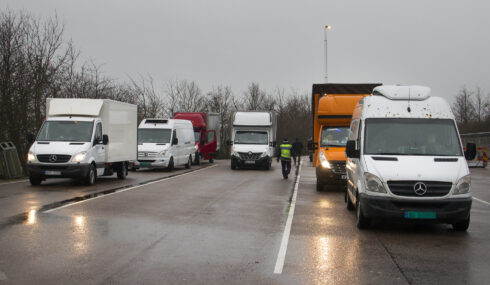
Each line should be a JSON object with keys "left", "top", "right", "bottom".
{"left": 174, "top": 112, "right": 220, "bottom": 164}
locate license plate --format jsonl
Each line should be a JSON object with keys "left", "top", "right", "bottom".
{"left": 140, "top": 162, "right": 152, "bottom": 167}
{"left": 44, "top": 170, "right": 61, "bottom": 175}
{"left": 340, "top": 175, "right": 346, "bottom": 179}
{"left": 404, "top": 211, "right": 436, "bottom": 219}
{"left": 244, "top": 160, "right": 255, "bottom": 164}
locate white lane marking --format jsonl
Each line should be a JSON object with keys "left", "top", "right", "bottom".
{"left": 274, "top": 161, "right": 302, "bottom": 274}
{"left": 44, "top": 165, "right": 218, "bottom": 213}
{"left": 0, "top": 271, "right": 7, "bottom": 281}
{"left": 0, "top": 179, "right": 28, "bottom": 186}
{"left": 473, "top": 196, "right": 490, "bottom": 206}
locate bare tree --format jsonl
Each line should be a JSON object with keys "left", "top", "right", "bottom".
{"left": 165, "top": 79, "right": 205, "bottom": 115}
{"left": 243, "top": 82, "right": 266, "bottom": 111}
{"left": 473, "top": 87, "right": 489, "bottom": 125}
{"left": 452, "top": 86, "right": 476, "bottom": 126}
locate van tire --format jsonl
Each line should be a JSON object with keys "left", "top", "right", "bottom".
{"left": 167, "top": 157, "right": 174, "bottom": 172}
{"left": 185, "top": 156, "right": 191, "bottom": 169}
{"left": 316, "top": 182, "right": 323, "bottom": 191}
{"left": 356, "top": 198, "right": 370, "bottom": 229}
{"left": 346, "top": 189, "right": 355, "bottom": 211}
{"left": 117, "top": 162, "right": 127, "bottom": 179}
{"left": 194, "top": 153, "right": 200, "bottom": 165}
{"left": 452, "top": 216, "right": 470, "bottom": 231}
{"left": 85, "top": 164, "right": 97, "bottom": 186}
{"left": 231, "top": 161, "right": 236, "bottom": 170}
{"left": 209, "top": 158, "right": 214, "bottom": 163}
{"left": 29, "top": 176, "right": 42, "bottom": 186}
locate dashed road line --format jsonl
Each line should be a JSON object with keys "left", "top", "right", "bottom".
{"left": 473, "top": 196, "right": 490, "bottom": 206}
{"left": 274, "top": 160, "right": 302, "bottom": 274}
{"left": 0, "top": 179, "right": 28, "bottom": 186}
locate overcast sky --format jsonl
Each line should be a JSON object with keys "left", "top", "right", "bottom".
{"left": 1, "top": 0, "right": 489, "bottom": 101}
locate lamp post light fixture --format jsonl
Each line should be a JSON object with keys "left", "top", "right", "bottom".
{"left": 324, "top": 25, "right": 332, "bottom": 83}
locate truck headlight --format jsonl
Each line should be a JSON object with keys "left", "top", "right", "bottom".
{"left": 454, "top": 175, "right": 471, "bottom": 194}
{"left": 364, "top": 172, "right": 387, "bottom": 193}
{"left": 27, "top": 152, "right": 36, "bottom": 162}
{"left": 72, "top": 152, "right": 86, "bottom": 163}
{"left": 319, "top": 152, "right": 330, "bottom": 168}
{"left": 232, "top": 150, "right": 239, "bottom": 157}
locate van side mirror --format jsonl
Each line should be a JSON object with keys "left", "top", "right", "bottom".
{"left": 173, "top": 137, "right": 178, "bottom": 145}
{"left": 465, "top": 142, "right": 477, "bottom": 160}
{"left": 269, "top": 141, "right": 277, "bottom": 147}
{"left": 227, "top": 140, "right": 233, "bottom": 146}
{"left": 346, "top": 140, "right": 360, "bottom": 158}
{"left": 102, "top": 134, "right": 109, "bottom": 145}
{"left": 26, "top": 133, "right": 35, "bottom": 144}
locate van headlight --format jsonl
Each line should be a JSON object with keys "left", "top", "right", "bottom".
{"left": 159, "top": 150, "right": 168, "bottom": 157}
{"left": 27, "top": 152, "right": 36, "bottom": 162}
{"left": 231, "top": 150, "right": 239, "bottom": 157}
{"left": 260, "top": 151, "right": 269, "bottom": 158}
{"left": 454, "top": 175, "right": 471, "bottom": 194}
{"left": 319, "top": 152, "right": 330, "bottom": 168}
{"left": 364, "top": 172, "right": 387, "bottom": 193}
{"left": 72, "top": 152, "right": 87, "bottom": 163}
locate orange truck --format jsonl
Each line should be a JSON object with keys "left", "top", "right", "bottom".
{"left": 311, "top": 83, "right": 381, "bottom": 191}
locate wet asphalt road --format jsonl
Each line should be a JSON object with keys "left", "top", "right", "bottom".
{"left": 0, "top": 159, "right": 489, "bottom": 284}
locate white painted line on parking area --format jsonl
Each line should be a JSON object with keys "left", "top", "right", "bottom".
{"left": 44, "top": 165, "right": 218, "bottom": 213}
{"left": 0, "top": 271, "right": 7, "bottom": 281}
{"left": 274, "top": 161, "right": 302, "bottom": 274}
{"left": 0, "top": 179, "right": 28, "bottom": 186}
{"left": 473, "top": 196, "right": 490, "bottom": 206}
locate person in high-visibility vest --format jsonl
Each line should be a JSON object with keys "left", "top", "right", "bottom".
{"left": 277, "top": 138, "right": 293, "bottom": 179}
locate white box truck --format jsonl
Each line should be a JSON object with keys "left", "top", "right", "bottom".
{"left": 345, "top": 85, "right": 472, "bottom": 231}
{"left": 228, "top": 111, "right": 277, "bottom": 170}
{"left": 27, "top": 98, "right": 137, "bottom": 186}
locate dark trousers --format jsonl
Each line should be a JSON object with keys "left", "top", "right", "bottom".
{"left": 281, "top": 160, "right": 291, "bottom": 178}
{"left": 292, "top": 155, "right": 299, "bottom": 165}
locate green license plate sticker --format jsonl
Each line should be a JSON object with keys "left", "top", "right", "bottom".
{"left": 404, "top": 211, "right": 436, "bottom": 219}
{"left": 140, "top": 162, "right": 151, "bottom": 167}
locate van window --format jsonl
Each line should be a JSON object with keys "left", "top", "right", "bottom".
{"left": 94, "top": 123, "right": 102, "bottom": 142}
{"left": 138, "top": 129, "right": 171, "bottom": 144}
{"left": 321, "top": 127, "right": 350, "bottom": 147}
{"left": 207, "top": 131, "right": 215, "bottom": 143}
{"left": 349, "top": 120, "right": 359, "bottom": 141}
{"left": 364, "top": 118, "right": 462, "bottom": 156}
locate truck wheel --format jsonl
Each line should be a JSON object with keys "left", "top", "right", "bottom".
{"left": 209, "top": 158, "right": 214, "bottom": 163}
{"left": 356, "top": 198, "right": 370, "bottom": 229}
{"left": 452, "top": 216, "right": 470, "bottom": 231}
{"left": 185, "top": 156, "right": 191, "bottom": 169}
{"left": 265, "top": 162, "right": 271, "bottom": 170}
{"left": 29, "top": 176, "right": 42, "bottom": 186}
{"left": 346, "top": 189, "right": 355, "bottom": 211}
{"left": 85, "top": 164, "right": 97, "bottom": 186}
{"left": 167, "top": 157, "right": 174, "bottom": 172}
{"left": 117, "top": 162, "right": 128, "bottom": 179}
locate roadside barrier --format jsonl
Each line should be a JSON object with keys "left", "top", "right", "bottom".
{"left": 0, "top": 142, "right": 24, "bottom": 179}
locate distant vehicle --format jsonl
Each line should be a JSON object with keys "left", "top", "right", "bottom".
{"left": 464, "top": 144, "right": 487, "bottom": 168}
{"left": 345, "top": 85, "right": 472, "bottom": 231}
{"left": 174, "top": 112, "right": 220, "bottom": 164}
{"left": 27, "top": 98, "right": 137, "bottom": 186}
{"left": 132, "top": 119, "right": 195, "bottom": 171}
{"left": 310, "top": 83, "right": 381, "bottom": 191}
{"left": 228, "top": 111, "right": 276, "bottom": 170}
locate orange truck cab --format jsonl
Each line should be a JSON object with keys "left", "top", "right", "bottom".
{"left": 311, "top": 83, "right": 381, "bottom": 191}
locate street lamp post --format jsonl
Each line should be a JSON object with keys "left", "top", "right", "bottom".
{"left": 324, "top": 25, "right": 332, "bottom": 83}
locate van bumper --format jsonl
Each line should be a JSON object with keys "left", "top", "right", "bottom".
{"left": 27, "top": 163, "right": 91, "bottom": 178}
{"left": 316, "top": 166, "right": 346, "bottom": 185}
{"left": 231, "top": 155, "right": 271, "bottom": 167}
{"left": 133, "top": 160, "right": 169, "bottom": 169}
{"left": 359, "top": 194, "right": 472, "bottom": 224}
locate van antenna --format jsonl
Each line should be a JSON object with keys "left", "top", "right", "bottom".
{"left": 407, "top": 87, "right": 411, "bottom": 112}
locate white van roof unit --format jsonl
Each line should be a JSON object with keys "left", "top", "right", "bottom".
{"left": 373, "top": 85, "right": 430, "bottom": 101}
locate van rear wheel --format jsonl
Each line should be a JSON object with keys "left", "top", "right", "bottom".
{"left": 185, "top": 156, "right": 191, "bottom": 169}
{"left": 117, "top": 162, "right": 128, "bottom": 179}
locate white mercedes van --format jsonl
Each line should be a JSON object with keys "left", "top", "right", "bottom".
{"left": 345, "top": 86, "right": 472, "bottom": 231}
{"left": 132, "top": 119, "right": 195, "bottom": 171}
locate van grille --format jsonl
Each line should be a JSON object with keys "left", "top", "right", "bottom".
{"left": 37, "top": 154, "right": 71, "bottom": 163}
{"left": 329, "top": 161, "right": 346, "bottom": 175}
{"left": 138, "top": 151, "right": 158, "bottom": 158}
{"left": 387, "top": 181, "right": 452, "bottom": 197}
{"left": 238, "top": 152, "right": 262, "bottom": 160}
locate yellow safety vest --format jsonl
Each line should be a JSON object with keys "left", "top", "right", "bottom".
{"left": 280, "top": 144, "right": 292, "bottom": 159}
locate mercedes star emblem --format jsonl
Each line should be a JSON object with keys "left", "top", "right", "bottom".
{"left": 49, "top": 155, "right": 58, "bottom": 162}
{"left": 413, "top": 182, "right": 427, "bottom": 196}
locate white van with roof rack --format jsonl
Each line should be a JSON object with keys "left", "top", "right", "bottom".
{"left": 132, "top": 119, "right": 195, "bottom": 171}
{"left": 345, "top": 85, "right": 472, "bottom": 231}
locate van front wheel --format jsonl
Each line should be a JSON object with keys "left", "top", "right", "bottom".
{"left": 346, "top": 189, "right": 355, "bottom": 211}
{"left": 452, "top": 216, "right": 470, "bottom": 231}
{"left": 29, "top": 176, "right": 42, "bottom": 186}
{"left": 85, "top": 164, "right": 97, "bottom": 186}
{"left": 167, "top": 157, "right": 174, "bottom": 172}
{"left": 356, "top": 198, "right": 370, "bottom": 229}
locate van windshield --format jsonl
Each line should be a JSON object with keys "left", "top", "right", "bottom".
{"left": 37, "top": 121, "right": 93, "bottom": 142}
{"left": 234, "top": 131, "right": 268, "bottom": 145}
{"left": 364, "top": 118, "right": 462, "bottom": 156}
{"left": 321, "top": 127, "right": 349, "bottom": 147}
{"left": 138, "top": 129, "right": 171, "bottom": 144}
